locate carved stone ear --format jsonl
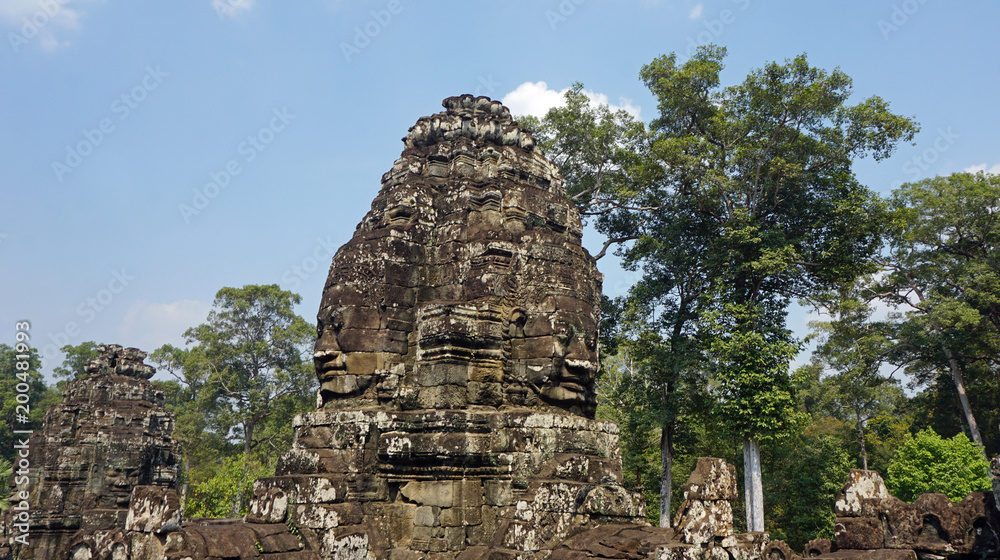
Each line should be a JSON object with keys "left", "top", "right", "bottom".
{"left": 509, "top": 309, "right": 527, "bottom": 338}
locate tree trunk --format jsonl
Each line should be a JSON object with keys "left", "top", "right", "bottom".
{"left": 856, "top": 413, "right": 868, "bottom": 471}
{"left": 991, "top": 454, "right": 1000, "bottom": 517}
{"left": 906, "top": 281, "right": 985, "bottom": 452}
{"left": 743, "top": 438, "right": 764, "bottom": 532}
{"left": 941, "top": 342, "right": 984, "bottom": 448}
{"left": 181, "top": 453, "right": 190, "bottom": 509}
{"left": 244, "top": 421, "right": 253, "bottom": 455}
{"left": 660, "top": 423, "right": 673, "bottom": 528}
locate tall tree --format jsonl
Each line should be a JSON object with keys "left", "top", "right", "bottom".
{"left": 623, "top": 45, "right": 918, "bottom": 530}
{"left": 521, "top": 47, "right": 917, "bottom": 529}
{"left": 157, "top": 285, "right": 316, "bottom": 456}
{"left": 0, "top": 344, "right": 53, "bottom": 464}
{"left": 810, "top": 291, "right": 903, "bottom": 470}
{"left": 875, "top": 172, "right": 1000, "bottom": 452}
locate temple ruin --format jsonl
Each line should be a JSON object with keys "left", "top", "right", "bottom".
{"left": 3, "top": 96, "right": 998, "bottom": 559}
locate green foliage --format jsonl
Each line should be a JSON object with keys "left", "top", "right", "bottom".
{"left": 705, "top": 298, "right": 804, "bottom": 441}
{"left": 764, "top": 432, "right": 854, "bottom": 550}
{"left": 184, "top": 452, "right": 272, "bottom": 518}
{"left": 807, "top": 291, "right": 905, "bottom": 469}
{"left": 152, "top": 285, "right": 316, "bottom": 457}
{"left": 151, "top": 285, "right": 317, "bottom": 514}
{"left": 885, "top": 428, "right": 991, "bottom": 502}
{"left": 0, "top": 457, "right": 12, "bottom": 511}
{"left": 0, "top": 344, "right": 51, "bottom": 464}
{"left": 518, "top": 82, "right": 648, "bottom": 226}
{"left": 53, "top": 341, "right": 101, "bottom": 383}
{"left": 876, "top": 172, "right": 1000, "bottom": 454}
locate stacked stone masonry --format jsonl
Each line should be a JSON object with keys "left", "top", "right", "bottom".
{"left": 763, "top": 469, "right": 999, "bottom": 560}
{"left": 4, "top": 96, "right": 769, "bottom": 560}
{"left": 0, "top": 345, "right": 180, "bottom": 560}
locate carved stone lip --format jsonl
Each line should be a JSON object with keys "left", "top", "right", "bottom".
{"left": 313, "top": 349, "right": 346, "bottom": 377}
{"left": 559, "top": 382, "right": 584, "bottom": 393}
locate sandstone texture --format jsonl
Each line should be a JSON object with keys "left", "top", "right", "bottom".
{"left": 4, "top": 97, "right": 767, "bottom": 560}
{"left": 1, "top": 345, "right": 179, "bottom": 559}
{"left": 771, "top": 469, "right": 1000, "bottom": 560}
{"left": 313, "top": 94, "right": 601, "bottom": 418}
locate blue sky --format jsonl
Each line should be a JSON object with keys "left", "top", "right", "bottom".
{"left": 3, "top": 0, "right": 999, "bottom": 379}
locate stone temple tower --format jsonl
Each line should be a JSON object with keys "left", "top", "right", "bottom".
{"left": 6, "top": 96, "right": 767, "bottom": 560}
{"left": 248, "top": 94, "right": 645, "bottom": 557}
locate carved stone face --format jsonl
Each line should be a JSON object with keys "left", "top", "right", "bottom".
{"left": 510, "top": 298, "right": 599, "bottom": 414}
{"left": 313, "top": 95, "right": 602, "bottom": 417}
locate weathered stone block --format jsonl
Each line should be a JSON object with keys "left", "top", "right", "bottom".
{"left": 682, "top": 457, "right": 738, "bottom": 501}
{"left": 400, "top": 481, "right": 456, "bottom": 507}
{"left": 836, "top": 470, "right": 890, "bottom": 517}
{"left": 836, "top": 516, "right": 884, "bottom": 549}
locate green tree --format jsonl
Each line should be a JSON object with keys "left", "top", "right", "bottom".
{"left": 519, "top": 82, "right": 649, "bottom": 261}
{"left": 523, "top": 47, "right": 917, "bottom": 529}
{"left": 0, "top": 344, "right": 52, "bottom": 464}
{"left": 885, "top": 428, "right": 991, "bottom": 502}
{"left": 809, "top": 292, "right": 904, "bottom": 469}
{"left": 875, "top": 172, "right": 1000, "bottom": 454}
{"left": 184, "top": 453, "right": 272, "bottom": 518}
{"left": 53, "top": 341, "right": 102, "bottom": 384}
{"left": 627, "top": 45, "right": 917, "bottom": 531}
{"left": 173, "top": 285, "right": 317, "bottom": 456}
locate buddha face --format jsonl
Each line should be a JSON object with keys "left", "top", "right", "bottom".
{"left": 511, "top": 300, "right": 600, "bottom": 412}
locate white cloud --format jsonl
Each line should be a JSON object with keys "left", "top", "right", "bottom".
{"left": 0, "top": 0, "right": 91, "bottom": 52}
{"left": 117, "top": 299, "right": 212, "bottom": 352}
{"left": 501, "top": 81, "right": 642, "bottom": 120}
{"left": 963, "top": 163, "right": 1000, "bottom": 175}
{"left": 212, "top": 0, "right": 254, "bottom": 20}
{"left": 689, "top": 3, "right": 703, "bottom": 19}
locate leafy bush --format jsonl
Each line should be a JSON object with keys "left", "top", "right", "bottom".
{"left": 185, "top": 453, "right": 272, "bottom": 518}
{"left": 885, "top": 428, "right": 990, "bottom": 502}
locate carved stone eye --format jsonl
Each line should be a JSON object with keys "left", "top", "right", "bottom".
{"left": 556, "top": 325, "right": 576, "bottom": 347}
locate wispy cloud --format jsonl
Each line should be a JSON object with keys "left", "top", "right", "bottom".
{"left": 118, "top": 299, "right": 212, "bottom": 351}
{"left": 963, "top": 163, "right": 1000, "bottom": 175}
{"left": 501, "top": 81, "right": 641, "bottom": 120}
{"left": 0, "top": 0, "right": 92, "bottom": 52}
{"left": 689, "top": 3, "right": 704, "bottom": 19}
{"left": 211, "top": 0, "right": 254, "bottom": 20}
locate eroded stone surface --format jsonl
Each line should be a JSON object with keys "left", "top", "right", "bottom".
{"left": 812, "top": 470, "right": 999, "bottom": 560}
{"left": 313, "top": 94, "right": 602, "bottom": 418}
{"left": 5, "top": 97, "right": 772, "bottom": 560}
{"left": 1, "top": 345, "right": 179, "bottom": 560}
